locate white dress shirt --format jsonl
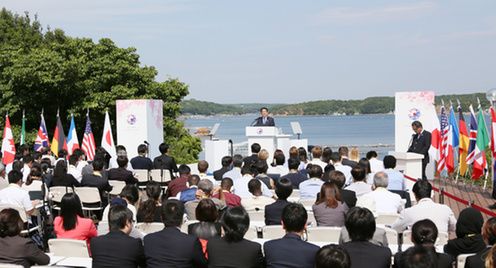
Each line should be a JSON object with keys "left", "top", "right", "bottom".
{"left": 369, "top": 158, "right": 384, "bottom": 173}
{"left": 68, "top": 164, "right": 82, "bottom": 182}
{"left": 241, "top": 195, "right": 275, "bottom": 211}
{"left": 267, "top": 165, "right": 289, "bottom": 177}
{"left": 345, "top": 181, "right": 372, "bottom": 197}
{"left": 310, "top": 159, "right": 327, "bottom": 170}
{"left": 360, "top": 187, "right": 403, "bottom": 214}
{"left": 0, "top": 184, "right": 33, "bottom": 212}
{"left": 334, "top": 163, "right": 352, "bottom": 185}
{"left": 222, "top": 167, "right": 243, "bottom": 181}
{"left": 233, "top": 175, "right": 273, "bottom": 198}
{"left": 299, "top": 178, "right": 324, "bottom": 200}
{"left": 385, "top": 169, "right": 407, "bottom": 191}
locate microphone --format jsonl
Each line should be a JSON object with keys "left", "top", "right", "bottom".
{"left": 250, "top": 118, "right": 258, "bottom": 126}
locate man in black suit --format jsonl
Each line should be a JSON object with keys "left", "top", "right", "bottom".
{"left": 328, "top": 170, "right": 356, "bottom": 208}
{"left": 144, "top": 199, "right": 207, "bottom": 268}
{"left": 130, "top": 144, "right": 153, "bottom": 170}
{"left": 81, "top": 158, "right": 113, "bottom": 202}
{"left": 407, "top": 121, "right": 431, "bottom": 179}
{"left": 252, "top": 107, "right": 275, "bottom": 126}
{"left": 338, "top": 147, "right": 358, "bottom": 168}
{"left": 153, "top": 143, "right": 178, "bottom": 179}
{"left": 213, "top": 156, "right": 232, "bottom": 181}
{"left": 108, "top": 156, "right": 138, "bottom": 185}
{"left": 264, "top": 203, "right": 320, "bottom": 268}
{"left": 281, "top": 157, "right": 308, "bottom": 189}
{"left": 243, "top": 143, "right": 261, "bottom": 167}
{"left": 91, "top": 205, "right": 146, "bottom": 268}
{"left": 265, "top": 178, "right": 292, "bottom": 225}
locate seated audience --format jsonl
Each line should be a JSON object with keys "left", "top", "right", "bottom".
{"left": 222, "top": 154, "right": 243, "bottom": 181}
{"left": 392, "top": 179, "right": 456, "bottom": 233}
{"left": 397, "top": 245, "right": 438, "bottom": 268}
{"left": 310, "top": 146, "right": 327, "bottom": 170}
{"left": 321, "top": 147, "right": 333, "bottom": 165}
{"left": 137, "top": 181, "right": 162, "bottom": 223}
{"left": 130, "top": 144, "right": 153, "bottom": 170}
{"left": 255, "top": 160, "right": 275, "bottom": 189}
{"left": 21, "top": 165, "right": 44, "bottom": 194}
{"left": 176, "top": 174, "right": 200, "bottom": 203}
{"left": 328, "top": 170, "right": 357, "bottom": 208}
{"left": 0, "top": 163, "right": 7, "bottom": 191}
{"left": 383, "top": 155, "right": 406, "bottom": 191}
{"left": 102, "top": 184, "right": 140, "bottom": 223}
{"left": 258, "top": 149, "right": 270, "bottom": 163}
{"left": 264, "top": 203, "right": 319, "bottom": 268}
{"left": 144, "top": 199, "right": 207, "bottom": 268}
{"left": 341, "top": 207, "right": 392, "bottom": 268}
{"left": 50, "top": 160, "right": 81, "bottom": 188}
{"left": 313, "top": 182, "right": 349, "bottom": 227}
{"left": 108, "top": 156, "right": 138, "bottom": 185}
{"left": 185, "top": 179, "right": 226, "bottom": 220}
{"left": 241, "top": 179, "right": 275, "bottom": 211}
{"left": 207, "top": 206, "right": 264, "bottom": 267}
{"left": 315, "top": 244, "right": 351, "bottom": 268}
{"left": 299, "top": 164, "right": 324, "bottom": 200}
{"left": 212, "top": 177, "right": 241, "bottom": 207}
{"left": 358, "top": 158, "right": 373, "bottom": 184}
{"left": 213, "top": 156, "right": 232, "bottom": 181}
{"left": 165, "top": 164, "right": 191, "bottom": 198}
{"left": 298, "top": 147, "right": 309, "bottom": 171}
{"left": 67, "top": 154, "right": 82, "bottom": 183}
{"left": 350, "top": 147, "right": 360, "bottom": 162}
{"left": 485, "top": 244, "right": 496, "bottom": 268}
{"left": 366, "top": 150, "right": 384, "bottom": 174}
{"left": 54, "top": 193, "right": 97, "bottom": 248}
{"left": 345, "top": 166, "right": 372, "bottom": 197}
{"left": 233, "top": 164, "right": 273, "bottom": 198}
{"left": 80, "top": 157, "right": 112, "bottom": 202}
{"left": 188, "top": 199, "right": 222, "bottom": 256}
{"left": 465, "top": 217, "right": 496, "bottom": 268}
{"left": 360, "top": 171, "right": 403, "bottom": 214}
{"left": 330, "top": 152, "right": 352, "bottom": 185}
{"left": 265, "top": 178, "right": 292, "bottom": 225}
{"left": 244, "top": 143, "right": 261, "bottom": 167}
{"left": 152, "top": 143, "right": 178, "bottom": 179}
{"left": 443, "top": 207, "right": 485, "bottom": 258}
{"left": 339, "top": 146, "right": 358, "bottom": 168}
{"left": 91, "top": 205, "right": 145, "bottom": 268}
{"left": 268, "top": 151, "right": 288, "bottom": 176}
{"left": 197, "top": 160, "right": 216, "bottom": 185}
{"left": 0, "top": 170, "right": 37, "bottom": 216}
{"left": 0, "top": 208, "right": 49, "bottom": 266}
{"left": 394, "top": 219, "right": 453, "bottom": 268}
{"left": 280, "top": 157, "right": 308, "bottom": 189}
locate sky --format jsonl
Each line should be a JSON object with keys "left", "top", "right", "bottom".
{"left": 3, "top": 0, "right": 496, "bottom": 103}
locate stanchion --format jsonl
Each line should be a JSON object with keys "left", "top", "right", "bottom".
{"left": 439, "top": 187, "right": 444, "bottom": 204}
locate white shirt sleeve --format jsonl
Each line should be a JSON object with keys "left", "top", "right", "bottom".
{"left": 22, "top": 192, "right": 33, "bottom": 211}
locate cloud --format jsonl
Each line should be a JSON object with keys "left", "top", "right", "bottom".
{"left": 314, "top": 2, "right": 436, "bottom": 24}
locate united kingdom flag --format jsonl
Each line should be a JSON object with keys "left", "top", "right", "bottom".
{"left": 34, "top": 113, "right": 50, "bottom": 152}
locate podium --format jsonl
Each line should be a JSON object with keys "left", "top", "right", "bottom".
{"left": 388, "top": 151, "right": 424, "bottom": 179}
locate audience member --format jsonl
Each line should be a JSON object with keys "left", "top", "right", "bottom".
{"left": 444, "top": 207, "right": 485, "bottom": 258}
{"left": 213, "top": 156, "right": 232, "bottom": 181}
{"left": 485, "top": 244, "right": 496, "bottom": 268}
{"left": 392, "top": 179, "right": 456, "bottom": 233}
{"left": 212, "top": 177, "right": 241, "bottom": 207}
{"left": 165, "top": 164, "right": 191, "bottom": 198}
{"left": 360, "top": 171, "right": 403, "bottom": 214}
{"left": 465, "top": 217, "right": 496, "bottom": 268}
{"left": 207, "top": 206, "right": 264, "bottom": 267}
{"left": 0, "top": 163, "right": 7, "bottom": 191}
{"left": 298, "top": 147, "right": 309, "bottom": 171}
{"left": 331, "top": 152, "right": 352, "bottom": 185}
{"left": 108, "top": 156, "right": 138, "bottom": 185}
{"left": 258, "top": 149, "right": 270, "bottom": 162}
{"left": 144, "top": 199, "right": 207, "bottom": 268}
{"left": 68, "top": 154, "right": 82, "bottom": 182}
{"left": 130, "top": 144, "right": 153, "bottom": 170}
{"left": 366, "top": 151, "right": 384, "bottom": 174}
{"left": 197, "top": 160, "right": 216, "bottom": 185}
{"left": 341, "top": 207, "right": 392, "bottom": 268}
{"left": 137, "top": 181, "right": 162, "bottom": 223}
{"left": 233, "top": 164, "right": 273, "bottom": 198}
{"left": 0, "top": 170, "right": 37, "bottom": 215}
{"left": 51, "top": 160, "right": 80, "bottom": 188}
{"left": 328, "top": 170, "right": 357, "bottom": 208}
{"left": 91, "top": 205, "right": 146, "bottom": 268}
{"left": 299, "top": 164, "right": 324, "bottom": 200}
{"left": 80, "top": 158, "right": 113, "bottom": 202}
{"left": 339, "top": 146, "right": 358, "bottom": 168}
{"left": 255, "top": 160, "right": 275, "bottom": 189}
{"left": 0, "top": 209, "right": 49, "bottom": 267}
{"left": 102, "top": 185, "right": 139, "bottom": 222}
{"left": 315, "top": 244, "right": 351, "bottom": 268}
{"left": 313, "top": 182, "right": 349, "bottom": 227}
{"left": 358, "top": 158, "right": 373, "bottom": 184}
{"left": 152, "top": 143, "right": 178, "bottom": 179}
{"left": 222, "top": 154, "right": 243, "bottom": 181}
{"left": 54, "top": 193, "right": 97, "bottom": 248}
{"left": 264, "top": 203, "right": 319, "bottom": 268}
{"left": 383, "top": 155, "right": 406, "bottom": 191}
{"left": 321, "top": 147, "right": 333, "bottom": 165}
{"left": 244, "top": 143, "right": 261, "bottom": 167}
{"left": 265, "top": 178, "right": 292, "bottom": 225}
{"left": 397, "top": 245, "right": 438, "bottom": 268}
{"left": 280, "top": 157, "right": 308, "bottom": 189}
{"left": 345, "top": 166, "right": 372, "bottom": 197}
{"left": 268, "top": 152, "right": 288, "bottom": 176}
{"left": 22, "top": 165, "right": 44, "bottom": 193}
{"left": 176, "top": 174, "right": 200, "bottom": 203}
{"left": 349, "top": 147, "right": 360, "bottom": 163}
{"left": 188, "top": 199, "right": 222, "bottom": 256}
{"left": 310, "top": 146, "right": 327, "bottom": 170}
{"left": 185, "top": 179, "right": 226, "bottom": 220}
{"left": 241, "top": 179, "right": 275, "bottom": 211}
{"left": 22, "top": 154, "right": 34, "bottom": 183}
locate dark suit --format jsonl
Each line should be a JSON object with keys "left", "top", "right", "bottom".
{"left": 207, "top": 237, "right": 264, "bottom": 268}
{"left": 243, "top": 154, "right": 259, "bottom": 167}
{"left": 130, "top": 156, "right": 153, "bottom": 170}
{"left": 108, "top": 167, "right": 138, "bottom": 185}
{"left": 340, "top": 189, "right": 357, "bottom": 208}
{"left": 465, "top": 247, "right": 490, "bottom": 268}
{"left": 407, "top": 130, "right": 431, "bottom": 179}
{"left": 342, "top": 158, "right": 358, "bottom": 168}
{"left": 153, "top": 154, "right": 178, "bottom": 179}
{"left": 213, "top": 167, "right": 230, "bottom": 181}
{"left": 144, "top": 227, "right": 207, "bottom": 268}
{"left": 280, "top": 172, "right": 307, "bottom": 189}
{"left": 0, "top": 235, "right": 50, "bottom": 267}
{"left": 394, "top": 250, "right": 453, "bottom": 268}
{"left": 264, "top": 233, "right": 319, "bottom": 268}
{"left": 80, "top": 172, "right": 113, "bottom": 201}
{"left": 341, "top": 241, "right": 392, "bottom": 268}
{"left": 265, "top": 199, "right": 290, "bottom": 225}
{"left": 90, "top": 230, "right": 146, "bottom": 268}
{"left": 253, "top": 116, "right": 275, "bottom": 127}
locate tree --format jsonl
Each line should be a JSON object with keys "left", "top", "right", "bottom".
{"left": 0, "top": 8, "right": 201, "bottom": 163}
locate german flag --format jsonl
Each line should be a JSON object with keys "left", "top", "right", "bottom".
{"left": 51, "top": 113, "right": 68, "bottom": 157}
{"left": 458, "top": 103, "right": 469, "bottom": 176}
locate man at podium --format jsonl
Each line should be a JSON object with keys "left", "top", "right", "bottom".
{"left": 251, "top": 107, "right": 275, "bottom": 126}
{"left": 407, "top": 121, "right": 431, "bottom": 179}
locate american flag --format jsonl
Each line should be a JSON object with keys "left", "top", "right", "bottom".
{"left": 466, "top": 105, "right": 478, "bottom": 164}
{"left": 436, "top": 105, "right": 449, "bottom": 173}
{"left": 81, "top": 114, "right": 96, "bottom": 161}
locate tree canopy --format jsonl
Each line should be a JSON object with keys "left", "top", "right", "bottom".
{"left": 0, "top": 8, "right": 200, "bottom": 163}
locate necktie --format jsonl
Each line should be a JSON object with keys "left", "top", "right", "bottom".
{"left": 263, "top": 117, "right": 266, "bottom": 124}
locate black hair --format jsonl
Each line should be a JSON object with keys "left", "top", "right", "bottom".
{"left": 308, "top": 164, "right": 323, "bottom": 179}
{"left": 345, "top": 207, "right": 375, "bottom": 241}
{"left": 53, "top": 160, "right": 68, "bottom": 179}
{"left": 274, "top": 153, "right": 285, "bottom": 166}
{"left": 338, "top": 147, "right": 349, "bottom": 157}
{"left": 288, "top": 157, "right": 300, "bottom": 170}
{"left": 350, "top": 166, "right": 366, "bottom": 182}
{"left": 399, "top": 245, "right": 437, "bottom": 268}
{"left": 412, "top": 179, "right": 432, "bottom": 200}
{"left": 189, "top": 174, "right": 201, "bottom": 186}
{"left": 196, "top": 199, "right": 219, "bottom": 222}
{"left": 315, "top": 244, "right": 351, "bottom": 268}
{"left": 255, "top": 160, "right": 268, "bottom": 174}
{"left": 383, "top": 155, "right": 397, "bottom": 169}
{"left": 60, "top": 193, "right": 84, "bottom": 231}
{"left": 117, "top": 156, "right": 128, "bottom": 168}
{"left": 222, "top": 206, "right": 250, "bottom": 242}
{"left": 178, "top": 164, "right": 191, "bottom": 175}
{"left": 324, "top": 164, "right": 335, "bottom": 176}
{"left": 73, "top": 148, "right": 85, "bottom": 159}
{"left": 197, "top": 160, "right": 209, "bottom": 173}
{"left": 23, "top": 155, "right": 34, "bottom": 164}
{"left": 0, "top": 209, "right": 24, "bottom": 237}
{"left": 119, "top": 185, "right": 140, "bottom": 205}
{"left": 241, "top": 164, "right": 254, "bottom": 176}
{"left": 221, "top": 156, "right": 233, "bottom": 167}
{"left": 322, "top": 147, "right": 333, "bottom": 163}
{"left": 232, "top": 154, "right": 244, "bottom": 168}
{"left": 158, "top": 143, "right": 169, "bottom": 154}
{"left": 275, "top": 178, "right": 293, "bottom": 200}
{"left": 221, "top": 177, "right": 234, "bottom": 190}
{"left": 366, "top": 151, "right": 378, "bottom": 160}
{"left": 69, "top": 154, "right": 79, "bottom": 166}
{"left": 26, "top": 165, "right": 42, "bottom": 186}
{"left": 251, "top": 143, "right": 261, "bottom": 154}
{"left": 12, "top": 160, "right": 23, "bottom": 172}
{"left": 137, "top": 144, "right": 147, "bottom": 154}
{"left": 139, "top": 181, "right": 161, "bottom": 223}
{"left": 7, "top": 170, "right": 23, "bottom": 184}
{"left": 329, "top": 170, "right": 346, "bottom": 188}
{"left": 358, "top": 158, "right": 371, "bottom": 174}
{"left": 411, "top": 219, "right": 438, "bottom": 246}
{"left": 92, "top": 157, "right": 104, "bottom": 171}
{"left": 58, "top": 149, "right": 68, "bottom": 159}
{"left": 412, "top": 121, "right": 423, "bottom": 128}
{"left": 298, "top": 147, "right": 308, "bottom": 162}
{"left": 161, "top": 199, "right": 184, "bottom": 227}
{"left": 109, "top": 205, "right": 133, "bottom": 232}
{"left": 330, "top": 152, "right": 341, "bottom": 163}
{"left": 282, "top": 203, "right": 307, "bottom": 233}
{"left": 248, "top": 179, "right": 262, "bottom": 195}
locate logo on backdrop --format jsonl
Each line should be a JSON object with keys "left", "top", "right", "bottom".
{"left": 257, "top": 128, "right": 263, "bottom": 134}
{"left": 127, "top": 114, "right": 137, "bottom": 125}
{"left": 408, "top": 108, "right": 421, "bottom": 120}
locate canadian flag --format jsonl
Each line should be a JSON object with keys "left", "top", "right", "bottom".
{"left": 101, "top": 111, "right": 117, "bottom": 165}
{"left": 2, "top": 115, "right": 16, "bottom": 165}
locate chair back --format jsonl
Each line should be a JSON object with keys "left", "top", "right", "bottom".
{"left": 49, "top": 186, "right": 73, "bottom": 203}
{"left": 382, "top": 227, "right": 399, "bottom": 245}
{"left": 248, "top": 211, "right": 265, "bottom": 222}
{"left": 457, "top": 253, "right": 476, "bottom": 268}
{"left": 262, "top": 225, "right": 286, "bottom": 240}
{"left": 75, "top": 187, "right": 101, "bottom": 204}
{"left": 108, "top": 180, "right": 126, "bottom": 196}
{"left": 306, "top": 211, "right": 317, "bottom": 227}
{"left": 375, "top": 213, "right": 400, "bottom": 225}
{"left": 48, "top": 238, "right": 90, "bottom": 257}
{"left": 150, "top": 169, "right": 172, "bottom": 183}
{"left": 180, "top": 220, "right": 199, "bottom": 234}
{"left": 306, "top": 227, "right": 341, "bottom": 243}
{"left": 135, "top": 222, "right": 164, "bottom": 234}
{"left": 134, "top": 169, "right": 149, "bottom": 183}
{"left": 402, "top": 230, "right": 449, "bottom": 246}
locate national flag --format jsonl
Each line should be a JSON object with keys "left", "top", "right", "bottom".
{"left": 458, "top": 103, "right": 469, "bottom": 176}
{"left": 437, "top": 105, "right": 449, "bottom": 173}
{"left": 34, "top": 113, "right": 50, "bottom": 152}
{"left": 472, "top": 104, "right": 489, "bottom": 180}
{"left": 490, "top": 106, "right": 496, "bottom": 161}
{"left": 466, "top": 105, "right": 478, "bottom": 165}
{"left": 1, "top": 115, "right": 16, "bottom": 165}
{"left": 81, "top": 113, "right": 96, "bottom": 161}
{"left": 51, "top": 112, "right": 68, "bottom": 157}
{"left": 20, "top": 110, "right": 25, "bottom": 145}
{"left": 101, "top": 111, "right": 117, "bottom": 162}
{"left": 446, "top": 105, "right": 459, "bottom": 173}
{"left": 67, "top": 114, "right": 80, "bottom": 155}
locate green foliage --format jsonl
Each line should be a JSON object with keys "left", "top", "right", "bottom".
{"left": 182, "top": 99, "right": 243, "bottom": 115}
{"left": 0, "top": 8, "right": 200, "bottom": 162}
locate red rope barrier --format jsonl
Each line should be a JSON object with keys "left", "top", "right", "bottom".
{"left": 403, "top": 174, "right": 496, "bottom": 218}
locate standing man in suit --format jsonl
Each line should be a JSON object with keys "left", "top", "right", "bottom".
{"left": 264, "top": 203, "right": 320, "bottom": 268}
{"left": 407, "top": 121, "right": 431, "bottom": 179}
{"left": 91, "top": 205, "right": 146, "bottom": 268}
{"left": 153, "top": 143, "right": 178, "bottom": 180}
{"left": 252, "top": 107, "right": 275, "bottom": 126}
{"left": 144, "top": 199, "right": 207, "bottom": 268}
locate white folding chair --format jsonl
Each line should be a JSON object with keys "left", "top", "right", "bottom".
{"left": 135, "top": 222, "right": 164, "bottom": 234}
{"left": 134, "top": 169, "right": 149, "bottom": 189}
{"left": 262, "top": 225, "right": 286, "bottom": 240}
{"left": 306, "top": 227, "right": 341, "bottom": 243}
{"left": 383, "top": 227, "right": 399, "bottom": 245}
{"left": 49, "top": 186, "right": 74, "bottom": 210}
{"left": 180, "top": 220, "right": 199, "bottom": 234}
{"left": 248, "top": 211, "right": 265, "bottom": 222}
{"left": 48, "top": 238, "right": 90, "bottom": 257}
{"left": 457, "top": 253, "right": 475, "bottom": 268}
{"left": 74, "top": 187, "right": 103, "bottom": 216}
{"left": 289, "top": 190, "right": 300, "bottom": 199}
{"left": 306, "top": 211, "right": 317, "bottom": 227}
{"left": 375, "top": 213, "right": 400, "bottom": 225}
{"left": 402, "top": 230, "right": 448, "bottom": 246}
{"left": 298, "top": 199, "right": 315, "bottom": 207}
{"left": 150, "top": 169, "right": 172, "bottom": 183}
{"left": 0, "top": 264, "right": 24, "bottom": 268}
{"left": 108, "top": 180, "right": 126, "bottom": 196}
{"left": 244, "top": 226, "right": 259, "bottom": 240}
